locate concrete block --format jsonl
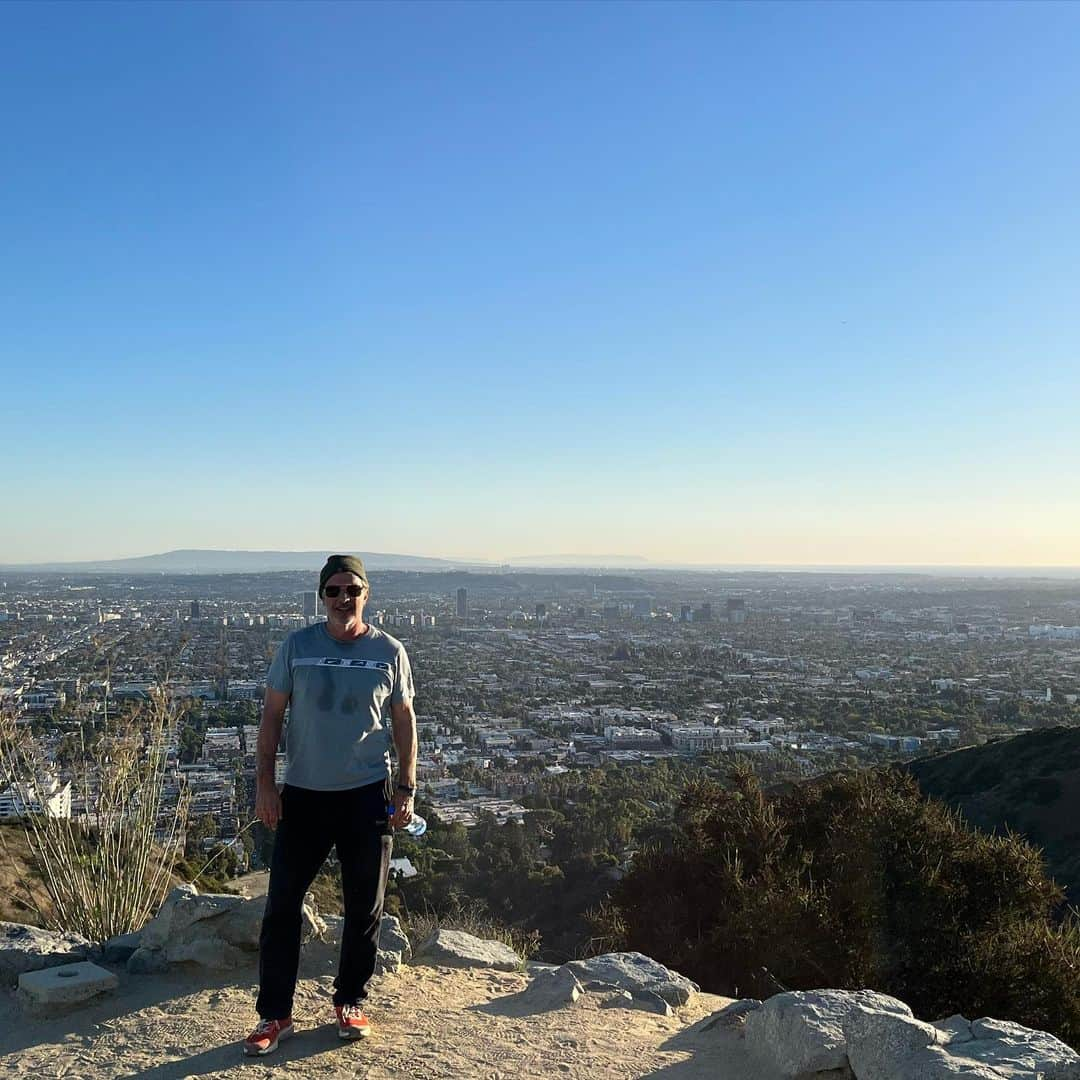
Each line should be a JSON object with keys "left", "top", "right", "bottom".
{"left": 18, "top": 961, "right": 119, "bottom": 1006}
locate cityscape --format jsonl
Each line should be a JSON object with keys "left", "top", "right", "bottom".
{"left": 4, "top": 563, "right": 1079, "bottom": 870}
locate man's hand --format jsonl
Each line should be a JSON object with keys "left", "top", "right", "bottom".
{"left": 388, "top": 790, "right": 414, "bottom": 831}
{"left": 256, "top": 782, "right": 283, "bottom": 830}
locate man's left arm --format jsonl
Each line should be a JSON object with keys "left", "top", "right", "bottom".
{"left": 389, "top": 697, "right": 417, "bottom": 828}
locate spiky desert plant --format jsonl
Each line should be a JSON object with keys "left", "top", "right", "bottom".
{"left": 0, "top": 687, "right": 189, "bottom": 944}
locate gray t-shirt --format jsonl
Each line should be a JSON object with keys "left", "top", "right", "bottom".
{"left": 266, "top": 623, "right": 414, "bottom": 791}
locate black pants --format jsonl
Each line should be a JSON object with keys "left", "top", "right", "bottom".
{"left": 256, "top": 779, "right": 393, "bottom": 1019}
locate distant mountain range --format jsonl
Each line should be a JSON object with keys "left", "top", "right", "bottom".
{"left": 0, "top": 549, "right": 480, "bottom": 574}
{"left": 907, "top": 726, "right": 1080, "bottom": 904}
{"left": 0, "top": 548, "right": 665, "bottom": 575}
{"left": 4, "top": 548, "right": 1079, "bottom": 577}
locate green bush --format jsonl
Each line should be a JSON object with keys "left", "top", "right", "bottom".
{"left": 605, "top": 766, "right": 1080, "bottom": 1046}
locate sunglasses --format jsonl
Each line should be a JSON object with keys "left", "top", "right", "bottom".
{"left": 323, "top": 584, "right": 366, "bottom": 598}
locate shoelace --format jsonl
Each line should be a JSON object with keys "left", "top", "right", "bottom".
{"left": 253, "top": 1019, "right": 279, "bottom": 1035}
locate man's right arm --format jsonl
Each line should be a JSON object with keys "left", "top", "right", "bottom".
{"left": 255, "top": 687, "right": 289, "bottom": 829}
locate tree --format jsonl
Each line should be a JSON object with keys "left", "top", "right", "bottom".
{"left": 608, "top": 765, "right": 1080, "bottom": 1046}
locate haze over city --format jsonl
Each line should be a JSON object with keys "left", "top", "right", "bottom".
{"left": 3, "top": 2, "right": 1079, "bottom": 566}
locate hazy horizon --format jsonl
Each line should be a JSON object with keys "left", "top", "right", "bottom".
{"left": 2, "top": 545, "right": 1079, "bottom": 578}
{"left": 3, "top": 2, "right": 1078, "bottom": 567}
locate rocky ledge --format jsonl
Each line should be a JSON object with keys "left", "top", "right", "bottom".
{"left": 2, "top": 885, "right": 1078, "bottom": 1079}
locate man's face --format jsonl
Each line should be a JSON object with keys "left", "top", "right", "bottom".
{"left": 322, "top": 571, "right": 368, "bottom": 631}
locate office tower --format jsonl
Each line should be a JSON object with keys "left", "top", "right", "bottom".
{"left": 680, "top": 604, "right": 692, "bottom": 623}
{"left": 457, "top": 587, "right": 468, "bottom": 619}
{"left": 303, "top": 591, "right": 318, "bottom": 620}
{"left": 190, "top": 600, "right": 200, "bottom": 620}
{"left": 632, "top": 597, "right": 652, "bottom": 619}
{"left": 726, "top": 598, "right": 747, "bottom": 625}
{"left": 535, "top": 603, "right": 546, "bottom": 619}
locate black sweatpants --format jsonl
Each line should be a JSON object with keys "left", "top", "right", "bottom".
{"left": 256, "top": 779, "right": 393, "bottom": 1019}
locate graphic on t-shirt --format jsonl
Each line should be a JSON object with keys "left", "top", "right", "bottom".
{"left": 291, "top": 657, "right": 393, "bottom": 673}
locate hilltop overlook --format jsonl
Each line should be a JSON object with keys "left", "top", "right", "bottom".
{"left": 0, "top": 961, "right": 734, "bottom": 1079}
{"left": 3, "top": 902, "right": 1078, "bottom": 1080}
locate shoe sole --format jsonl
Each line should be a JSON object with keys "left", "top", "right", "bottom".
{"left": 243, "top": 1026, "right": 294, "bottom": 1056}
{"left": 337, "top": 1025, "right": 372, "bottom": 1040}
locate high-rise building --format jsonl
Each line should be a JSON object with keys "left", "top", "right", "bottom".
{"left": 535, "top": 603, "right": 547, "bottom": 620}
{"left": 680, "top": 604, "right": 692, "bottom": 623}
{"left": 632, "top": 597, "right": 653, "bottom": 620}
{"left": 303, "top": 591, "right": 318, "bottom": 620}
{"left": 726, "top": 598, "right": 747, "bottom": 625}
{"left": 456, "top": 588, "right": 468, "bottom": 619}
{"left": 190, "top": 600, "right": 200, "bottom": 620}
{"left": 694, "top": 602, "right": 713, "bottom": 623}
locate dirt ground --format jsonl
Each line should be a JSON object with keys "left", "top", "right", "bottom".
{"left": 0, "top": 949, "right": 781, "bottom": 1079}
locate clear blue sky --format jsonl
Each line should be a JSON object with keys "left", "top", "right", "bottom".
{"left": 3, "top": 1, "right": 1078, "bottom": 566}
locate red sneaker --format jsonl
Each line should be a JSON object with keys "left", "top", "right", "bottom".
{"left": 335, "top": 1003, "right": 372, "bottom": 1040}
{"left": 243, "top": 1016, "right": 294, "bottom": 1056}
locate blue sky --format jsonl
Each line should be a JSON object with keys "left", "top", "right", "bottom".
{"left": 2, "top": 1, "right": 1078, "bottom": 566}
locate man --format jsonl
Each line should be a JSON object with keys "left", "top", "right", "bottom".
{"left": 244, "top": 554, "right": 417, "bottom": 1056}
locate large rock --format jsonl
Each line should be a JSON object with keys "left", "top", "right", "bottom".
{"left": 955, "top": 1017, "right": 1080, "bottom": 1080}
{"left": 565, "top": 952, "right": 698, "bottom": 1007}
{"left": 414, "top": 929, "right": 520, "bottom": 972}
{"left": 0, "top": 922, "right": 92, "bottom": 988}
{"left": 844, "top": 1004, "right": 953, "bottom": 1078}
{"left": 747, "top": 990, "right": 1080, "bottom": 1080}
{"left": 520, "top": 967, "right": 583, "bottom": 1010}
{"left": 102, "top": 931, "right": 142, "bottom": 964}
{"left": 630, "top": 989, "right": 673, "bottom": 1017}
{"left": 379, "top": 914, "right": 411, "bottom": 961}
{"left": 129, "top": 884, "right": 323, "bottom": 973}
{"left": 138, "top": 885, "right": 243, "bottom": 950}
{"left": 126, "top": 947, "right": 169, "bottom": 974}
{"left": 743, "top": 989, "right": 912, "bottom": 1076}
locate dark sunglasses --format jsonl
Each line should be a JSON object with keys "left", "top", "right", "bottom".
{"left": 323, "top": 584, "right": 366, "bottom": 598}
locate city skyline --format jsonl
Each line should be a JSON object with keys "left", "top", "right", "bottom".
{"left": 3, "top": 2, "right": 1078, "bottom": 567}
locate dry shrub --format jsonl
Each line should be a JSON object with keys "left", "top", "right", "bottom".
{"left": 0, "top": 689, "right": 188, "bottom": 944}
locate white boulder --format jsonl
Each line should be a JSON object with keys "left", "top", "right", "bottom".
{"left": 519, "top": 966, "right": 583, "bottom": 1010}
{"left": 414, "top": 929, "right": 520, "bottom": 971}
{"left": 0, "top": 922, "right": 92, "bottom": 987}
{"left": 743, "top": 989, "right": 911, "bottom": 1075}
{"left": 565, "top": 952, "right": 698, "bottom": 1006}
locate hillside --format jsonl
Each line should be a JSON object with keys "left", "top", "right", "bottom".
{"left": 906, "top": 726, "right": 1080, "bottom": 903}
{"left": 0, "top": 824, "right": 52, "bottom": 926}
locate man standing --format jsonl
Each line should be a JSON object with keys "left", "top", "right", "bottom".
{"left": 244, "top": 554, "right": 417, "bottom": 1056}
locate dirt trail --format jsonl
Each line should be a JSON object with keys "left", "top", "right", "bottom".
{"left": 0, "top": 955, "right": 771, "bottom": 1079}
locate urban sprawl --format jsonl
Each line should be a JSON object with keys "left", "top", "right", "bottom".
{"left": 3, "top": 569, "right": 1079, "bottom": 872}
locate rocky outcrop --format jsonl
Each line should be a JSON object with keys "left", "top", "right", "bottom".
{"left": 0, "top": 922, "right": 92, "bottom": 988}
{"left": 126, "top": 884, "right": 325, "bottom": 974}
{"left": 565, "top": 951, "right": 699, "bottom": 1006}
{"left": 707, "top": 988, "right": 1080, "bottom": 1080}
{"left": 518, "top": 966, "right": 583, "bottom": 1010}
{"left": 414, "top": 928, "right": 521, "bottom": 972}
